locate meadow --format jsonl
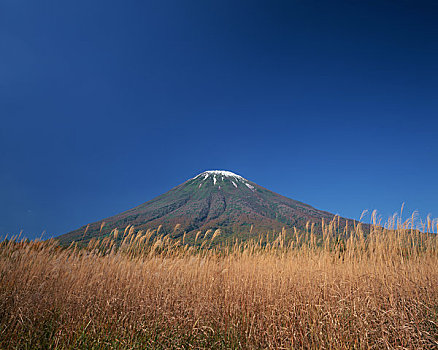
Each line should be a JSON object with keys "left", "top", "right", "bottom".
{"left": 1, "top": 213, "right": 437, "bottom": 349}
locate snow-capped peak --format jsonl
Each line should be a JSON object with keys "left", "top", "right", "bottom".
{"left": 195, "top": 170, "right": 245, "bottom": 180}
{"left": 192, "top": 170, "right": 256, "bottom": 190}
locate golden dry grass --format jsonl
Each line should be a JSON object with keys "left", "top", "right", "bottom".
{"left": 1, "top": 215, "right": 437, "bottom": 349}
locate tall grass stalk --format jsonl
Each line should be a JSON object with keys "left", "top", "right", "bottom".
{"left": 0, "top": 215, "right": 437, "bottom": 349}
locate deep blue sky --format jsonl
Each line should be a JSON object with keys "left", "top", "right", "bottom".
{"left": 1, "top": 1, "right": 437, "bottom": 239}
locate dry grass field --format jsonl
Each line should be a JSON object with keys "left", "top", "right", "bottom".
{"left": 1, "top": 214, "right": 437, "bottom": 349}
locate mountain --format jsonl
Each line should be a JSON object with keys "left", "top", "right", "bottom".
{"left": 57, "top": 170, "right": 348, "bottom": 245}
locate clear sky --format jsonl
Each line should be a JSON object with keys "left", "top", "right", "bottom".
{"left": 1, "top": 1, "right": 437, "bottom": 239}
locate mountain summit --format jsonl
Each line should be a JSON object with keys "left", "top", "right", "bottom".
{"left": 58, "top": 170, "right": 343, "bottom": 244}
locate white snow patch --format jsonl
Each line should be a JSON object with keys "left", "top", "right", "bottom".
{"left": 199, "top": 170, "right": 244, "bottom": 179}
{"left": 192, "top": 170, "right": 248, "bottom": 184}
{"left": 245, "top": 183, "right": 255, "bottom": 191}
